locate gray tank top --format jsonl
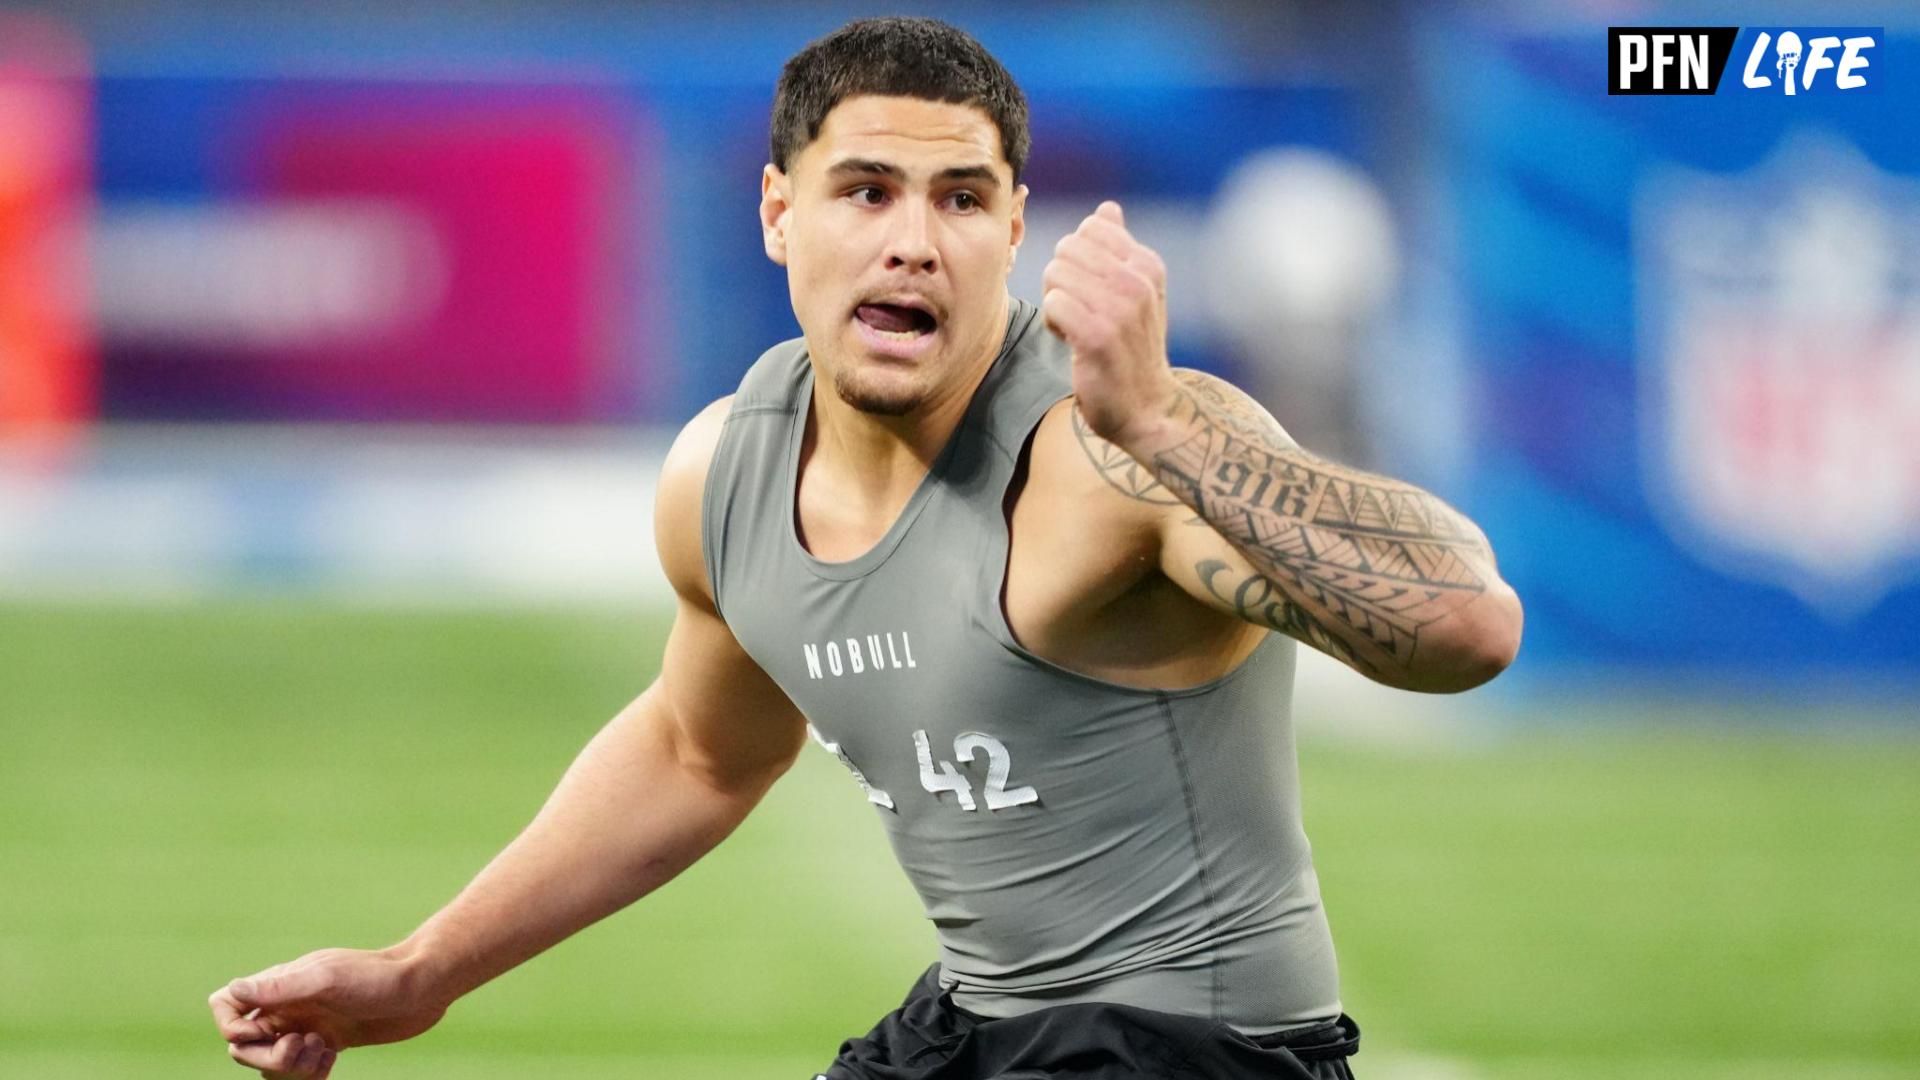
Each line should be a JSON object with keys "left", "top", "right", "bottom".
{"left": 701, "top": 298, "right": 1340, "bottom": 1032}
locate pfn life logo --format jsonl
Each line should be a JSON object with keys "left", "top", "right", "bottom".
{"left": 1610, "top": 27, "right": 1881, "bottom": 95}
{"left": 1738, "top": 29, "right": 1879, "bottom": 95}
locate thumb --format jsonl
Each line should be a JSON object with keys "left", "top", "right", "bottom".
{"left": 1095, "top": 200, "right": 1124, "bottom": 227}
{"left": 230, "top": 966, "right": 329, "bottom": 1008}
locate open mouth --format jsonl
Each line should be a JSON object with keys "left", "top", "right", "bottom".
{"left": 855, "top": 302, "right": 938, "bottom": 341}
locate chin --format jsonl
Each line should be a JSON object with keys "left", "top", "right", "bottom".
{"left": 832, "top": 366, "right": 926, "bottom": 417}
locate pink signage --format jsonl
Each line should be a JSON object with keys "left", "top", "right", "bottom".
{"left": 102, "top": 82, "right": 650, "bottom": 423}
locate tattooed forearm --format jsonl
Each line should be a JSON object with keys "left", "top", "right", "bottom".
{"left": 1101, "top": 371, "right": 1499, "bottom": 677}
{"left": 1194, "top": 558, "right": 1372, "bottom": 675}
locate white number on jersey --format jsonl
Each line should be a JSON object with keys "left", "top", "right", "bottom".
{"left": 915, "top": 730, "right": 1038, "bottom": 812}
{"left": 954, "top": 732, "right": 1040, "bottom": 810}
{"left": 808, "top": 723, "right": 895, "bottom": 810}
{"left": 914, "top": 729, "right": 977, "bottom": 810}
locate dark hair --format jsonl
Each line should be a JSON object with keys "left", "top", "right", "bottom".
{"left": 770, "top": 16, "right": 1031, "bottom": 182}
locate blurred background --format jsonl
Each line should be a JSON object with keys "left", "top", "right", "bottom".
{"left": 2, "top": 1, "right": 1916, "bottom": 1077}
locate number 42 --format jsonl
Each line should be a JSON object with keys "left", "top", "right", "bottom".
{"left": 913, "top": 730, "right": 1039, "bottom": 811}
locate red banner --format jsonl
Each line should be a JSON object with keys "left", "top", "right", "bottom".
{"left": 0, "top": 13, "right": 93, "bottom": 433}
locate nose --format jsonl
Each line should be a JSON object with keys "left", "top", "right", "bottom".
{"left": 883, "top": 200, "right": 938, "bottom": 274}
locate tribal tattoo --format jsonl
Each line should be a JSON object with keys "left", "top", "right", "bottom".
{"left": 1069, "top": 405, "right": 1207, "bottom": 526}
{"left": 1193, "top": 557, "right": 1371, "bottom": 674}
{"left": 1070, "top": 405, "right": 1183, "bottom": 505}
{"left": 1076, "top": 371, "right": 1494, "bottom": 676}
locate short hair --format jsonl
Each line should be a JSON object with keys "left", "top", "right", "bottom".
{"left": 770, "top": 16, "right": 1031, "bottom": 183}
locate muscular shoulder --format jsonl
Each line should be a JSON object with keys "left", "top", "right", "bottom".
{"left": 654, "top": 395, "right": 735, "bottom": 611}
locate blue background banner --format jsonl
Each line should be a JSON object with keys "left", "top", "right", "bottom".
{"left": 1424, "top": 14, "right": 1920, "bottom": 683}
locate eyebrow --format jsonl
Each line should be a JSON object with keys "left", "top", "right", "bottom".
{"left": 825, "top": 158, "right": 1003, "bottom": 190}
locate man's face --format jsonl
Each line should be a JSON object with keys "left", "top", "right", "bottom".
{"left": 760, "top": 95, "right": 1027, "bottom": 417}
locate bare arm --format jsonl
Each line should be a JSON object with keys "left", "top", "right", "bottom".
{"left": 1043, "top": 201, "right": 1521, "bottom": 694}
{"left": 1090, "top": 371, "right": 1521, "bottom": 692}
{"left": 394, "top": 396, "right": 806, "bottom": 993}
{"left": 394, "top": 584, "right": 806, "bottom": 1000}
{"left": 210, "top": 397, "right": 808, "bottom": 1076}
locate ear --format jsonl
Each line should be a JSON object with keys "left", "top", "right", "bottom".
{"left": 760, "top": 164, "right": 792, "bottom": 266}
{"left": 1006, "top": 182, "right": 1029, "bottom": 274}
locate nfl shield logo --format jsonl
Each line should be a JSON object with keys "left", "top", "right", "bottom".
{"left": 1636, "top": 134, "right": 1920, "bottom": 620}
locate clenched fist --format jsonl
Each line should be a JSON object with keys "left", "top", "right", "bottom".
{"left": 1040, "top": 201, "right": 1179, "bottom": 445}
{"left": 209, "top": 947, "right": 450, "bottom": 1078}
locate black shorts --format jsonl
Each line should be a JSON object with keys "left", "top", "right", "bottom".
{"left": 817, "top": 964, "right": 1360, "bottom": 1079}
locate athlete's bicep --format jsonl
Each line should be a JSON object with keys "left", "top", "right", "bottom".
{"left": 651, "top": 593, "right": 808, "bottom": 794}
{"left": 647, "top": 396, "right": 807, "bottom": 794}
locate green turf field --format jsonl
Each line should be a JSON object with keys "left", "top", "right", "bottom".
{"left": 2, "top": 602, "right": 1915, "bottom": 1079}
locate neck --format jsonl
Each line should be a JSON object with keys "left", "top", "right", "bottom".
{"left": 807, "top": 294, "right": 1012, "bottom": 501}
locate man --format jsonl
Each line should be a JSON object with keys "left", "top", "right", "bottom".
{"left": 209, "top": 17, "right": 1520, "bottom": 1080}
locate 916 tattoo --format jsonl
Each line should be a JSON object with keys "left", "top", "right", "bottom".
{"left": 1075, "top": 371, "right": 1496, "bottom": 679}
